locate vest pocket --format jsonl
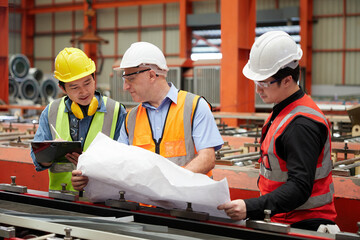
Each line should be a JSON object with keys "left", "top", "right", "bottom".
{"left": 163, "top": 139, "right": 186, "bottom": 158}
{"left": 134, "top": 135, "right": 152, "bottom": 149}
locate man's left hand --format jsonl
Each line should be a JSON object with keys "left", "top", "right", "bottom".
{"left": 65, "top": 152, "right": 81, "bottom": 166}
{"left": 217, "top": 199, "right": 247, "bottom": 221}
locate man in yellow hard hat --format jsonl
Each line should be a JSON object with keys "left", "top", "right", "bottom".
{"left": 31, "top": 47, "right": 127, "bottom": 192}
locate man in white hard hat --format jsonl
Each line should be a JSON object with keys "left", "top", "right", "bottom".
{"left": 71, "top": 42, "right": 223, "bottom": 191}
{"left": 31, "top": 47, "right": 127, "bottom": 192}
{"left": 218, "top": 31, "right": 337, "bottom": 231}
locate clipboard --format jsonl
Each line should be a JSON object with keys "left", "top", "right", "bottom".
{"left": 31, "top": 141, "right": 82, "bottom": 163}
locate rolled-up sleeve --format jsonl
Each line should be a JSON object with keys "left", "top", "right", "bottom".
{"left": 192, "top": 98, "right": 223, "bottom": 151}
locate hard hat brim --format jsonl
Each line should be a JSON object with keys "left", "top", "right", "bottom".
{"left": 242, "top": 50, "right": 302, "bottom": 82}
{"left": 54, "top": 69, "right": 95, "bottom": 83}
{"left": 113, "top": 66, "right": 122, "bottom": 71}
{"left": 242, "top": 62, "right": 273, "bottom": 82}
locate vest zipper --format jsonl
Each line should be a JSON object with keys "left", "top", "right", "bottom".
{"left": 155, "top": 138, "right": 162, "bottom": 154}
{"left": 155, "top": 142, "right": 160, "bottom": 154}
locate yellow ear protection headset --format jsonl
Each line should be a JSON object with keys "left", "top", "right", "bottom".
{"left": 66, "top": 92, "right": 102, "bottom": 119}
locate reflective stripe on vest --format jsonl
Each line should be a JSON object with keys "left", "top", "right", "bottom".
{"left": 126, "top": 91, "right": 198, "bottom": 166}
{"left": 47, "top": 96, "right": 119, "bottom": 191}
{"left": 261, "top": 106, "right": 332, "bottom": 182}
{"left": 259, "top": 96, "right": 334, "bottom": 211}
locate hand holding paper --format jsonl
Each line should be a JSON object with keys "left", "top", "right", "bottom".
{"left": 77, "top": 132, "right": 231, "bottom": 218}
{"left": 71, "top": 170, "right": 89, "bottom": 191}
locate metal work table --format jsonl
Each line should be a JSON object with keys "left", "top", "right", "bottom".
{"left": 0, "top": 189, "right": 345, "bottom": 240}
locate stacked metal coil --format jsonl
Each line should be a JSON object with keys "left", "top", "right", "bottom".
{"left": 8, "top": 54, "right": 39, "bottom": 102}
{"left": 8, "top": 54, "right": 60, "bottom": 104}
{"left": 29, "top": 68, "right": 43, "bottom": 82}
{"left": 9, "top": 54, "right": 30, "bottom": 79}
{"left": 8, "top": 76, "right": 19, "bottom": 103}
{"left": 18, "top": 76, "right": 40, "bottom": 102}
{"left": 40, "top": 74, "right": 60, "bottom": 103}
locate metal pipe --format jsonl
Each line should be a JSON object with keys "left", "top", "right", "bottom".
{"left": 333, "top": 156, "right": 360, "bottom": 167}
{"left": 230, "top": 155, "right": 260, "bottom": 163}
{"left": 337, "top": 161, "right": 360, "bottom": 170}
{"left": 218, "top": 148, "right": 244, "bottom": 154}
{"left": 222, "top": 152, "right": 260, "bottom": 161}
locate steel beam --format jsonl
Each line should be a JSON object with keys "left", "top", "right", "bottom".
{"left": 0, "top": 0, "right": 9, "bottom": 104}
{"left": 83, "top": 0, "right": 98, "bottom": 83}
{"left": 300, "top": 0, "right": 313, "bottom": 95}
{"left": 179, "top": 0, "right": 192, "bottom": 64}
{"left": 28, "top": 3, "right": 83, "bottom": 14}
{"left": 21, "top": 0, "right": 35, "bottom": 67}
{"left": 220, "top": 0, "right": 256, "bottom": 126}
{"left": 93, "top": 0, "right": 178, "bottom": 9}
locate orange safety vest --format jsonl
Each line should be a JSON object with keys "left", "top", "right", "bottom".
{"left": 125, "top": 90, "right": 212, "bottom": 177}
{"left": 258, "top": 94, "right": 337, "bottom": 224}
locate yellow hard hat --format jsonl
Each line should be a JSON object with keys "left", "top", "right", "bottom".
{"left": 54, "top": 47, "right": 96, "bottom": 83}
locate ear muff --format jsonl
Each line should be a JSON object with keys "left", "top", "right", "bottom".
{"left": 70, "top": 96, "right": 98, "bottom": 119}
{"left": 87, "top": 96, "right": 99, "bottom": 116}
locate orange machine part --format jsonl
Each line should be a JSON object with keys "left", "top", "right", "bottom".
{"left": 0, "top": 146, "right": 48, "bottom": 191}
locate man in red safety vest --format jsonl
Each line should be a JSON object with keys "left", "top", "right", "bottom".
{"left": 218, "top": 31, "right": 337, "bottom": 231}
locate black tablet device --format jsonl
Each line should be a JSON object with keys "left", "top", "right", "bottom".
{"left": 31, "top": 141, "right": 82, "bottom": 163}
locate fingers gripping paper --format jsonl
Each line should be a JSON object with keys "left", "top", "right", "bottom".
{"left": 77, "top": 133, "right": 231, "bottom": 218}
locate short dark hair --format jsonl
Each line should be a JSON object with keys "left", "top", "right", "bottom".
{"left": 57, "top": 73, "right": 95, "bottom": 91}
{"left": 272, "top": 65, "right": 300, "bottom": 85}
{"left": 58, "top": 80, "right": 65, "bottom": 90}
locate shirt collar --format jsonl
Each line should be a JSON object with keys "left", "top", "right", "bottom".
{"left": 142, "top": 82, "right": 178, "bottom": 109}
{"left": 271, "top": 87, "right": 304, "bottom": 121}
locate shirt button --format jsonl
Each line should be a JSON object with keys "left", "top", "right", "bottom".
{"left": 80, "top": 137, "right": 83, "bottom": 140}
{"left": 156, "top": 127, "right": 160, "bottom": 130}
{"left": 156, "top": 110, "right": 159, "bottom": 113}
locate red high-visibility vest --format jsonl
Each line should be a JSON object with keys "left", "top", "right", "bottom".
{"left": 258, "top": 94, "right": 337, "bottom": 224}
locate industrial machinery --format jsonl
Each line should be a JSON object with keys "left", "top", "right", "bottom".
{"left": 1, "top": 181, "right": 359, "bottom": 240}
{"left": 0, "top": 121, "right": 359, "bottom": 239}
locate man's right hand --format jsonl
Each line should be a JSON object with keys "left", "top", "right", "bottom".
{"left": 71, "top": 170, "right": 89, "bottom": 191}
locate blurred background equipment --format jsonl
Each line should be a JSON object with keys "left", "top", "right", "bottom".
{"left": 18, "top": 76, "right": 40, "bottom": 102}
{"left": 28, "top": 67, "right": 43, "bottom": 82}
{"left": 9, "top": 54, "right": 30, "bottom": 79}
{"left": 8, "top": 76, "right": 19, "bottom": 103}
{"left": 6, "top": 56, "right": 59, "bottom": 106}
{"left": 39, "top": 74, "right": 60, "bottom": 104}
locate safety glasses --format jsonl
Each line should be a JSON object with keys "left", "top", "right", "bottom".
{"left": 122, "top": 69, "right": 151, "bottom": 82}
{"left": 254, "top": 78, "right": 282, "bottom": 88}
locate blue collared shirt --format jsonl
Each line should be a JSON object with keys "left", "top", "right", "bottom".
{"left": 118, "top": 83, "right": 223, "bottom": 152}
{"left": 31, "top": 95, "right": 127, "bottom": 171}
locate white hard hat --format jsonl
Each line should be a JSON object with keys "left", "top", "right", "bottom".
{"left": 242, "top": 31, "right": 303, "bottom": 81}
{"left": 114, "top": 42, "right": 169, "bottom": 73}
